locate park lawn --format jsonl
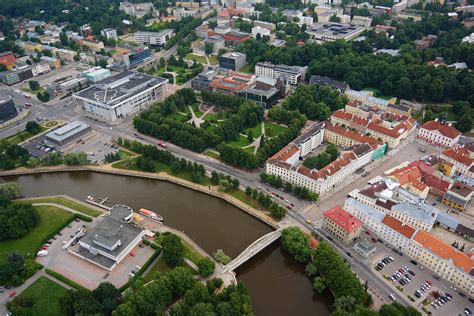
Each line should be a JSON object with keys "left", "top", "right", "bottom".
{"left": 193, "top": 38, "right": 202, "bottom": 48}
{"left": 191, "top": 103, "right": 203, "bottom": 117}
{"left": 17, "top": 196, "right": 102, "bottom": 217}
{"left": 228, "top": 135, "right": 250, "bottom": 148}
{"left": 265, "top": 122, "right": 288, "bottom": 138}
{"left": 42, "top": 121, "right": 58, "bottom": 128}
{"left": 239, "top": 64, "right": 254, "bottom": 74}
{"left": 182, "top": 239, "right": 204, "bottom": 266}
{"left": 185, "top": 53, "right": 207, "bottom": 64}
{"left": 209, "top": 55, "right": 219, "bottom": 65}
{"left": 0, "top": 205, "right": 74, "bottom": 263}
{"left": 227, "top": 189, "right": 269, "bottom": 212}
{"left": 153, "top": 67, "right": 166, "bottom": 77}
{"left": 118, "top": 149, "right": 134, "bottom": 160}
{"left": 243, "top": 146, "right": 255, "bottom": 154}
{"left": 20, "top": 86, "right": 44, "bottom": 94}
{"left": 9, "top": 276, "right": 68, "bottom": 316}
{"left": 166, "top": 112, "right": 189, "bottom": 122}
{"left": 204, "top": 150, "right": 220, "bottom": 160}
{"left": 245, "top": 124, "right": 262, "bottom": 138}
{"left": 143, "top": 255, "right": 172, "bottom": 283}
{"left": 3, "top": 126, "right": 46, "bottom": 145}
{"left": 202, "top": 113, "right": 222, "bottom": 122}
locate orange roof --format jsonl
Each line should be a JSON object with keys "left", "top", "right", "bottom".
{"left": 442, "top": 146, "right": 473, "bottom": 167}
{"left": 413, "top": 230, "right": 474, "bottom": 273}
{"left": 324, "top": 122, "right": 381, "bottom": 146}
{"left": 368, "top": 118, "right": 413, "bottom": 139}
{"left": 382, "top": 215, "right": 416, "bottom": 239}
{"left": 324, "top": 206, "right": 363, "bottom": 233}
{"left": 421, "top": 120, "right": 461, "bottom": 140}
{"left": 270, "top": 144, "right": 300, "bottom": 162}
{"left": 389, "top": 165, "right": 423, "bottom": 186}
{"left": 332, "top": 110, "right": 369, "bottom": 127}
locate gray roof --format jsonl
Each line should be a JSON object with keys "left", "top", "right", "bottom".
{"left": 242, "top": 87, "right": 278, "bottom": 98}
{"left": 391, "top": 203, "right": 439, "bottom": 226}
{"left": 256, "top": 76, "right": 277, "bottom": 86}
{"left": 443, "top": 191, "right": 469, "bottom": 207}
{"left": 355, "top": 238, "right": 376, "bottom": 251}
{"left": 388, "top": 103, "right": 410, "bottom": 112}
{"left": 74, "top": 71, "right": 167, "bottom": 108}
{"left": 436, "top": 212, "right": 460, "bottom": 230}
{"left": 456, "top": 224, "right": 474, "bottom": 239}
{"left": 293, "top": 122, "right": 324, "bottom": 146}
{"left": 45, "top": 121, "right": 90, "bottom": 142}
{"left": 346, "top": 198, "right": 385, "bottom": 222}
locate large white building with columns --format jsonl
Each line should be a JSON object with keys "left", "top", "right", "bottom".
{"left": 74, "top": 71, "right": 168, "bottom": 122}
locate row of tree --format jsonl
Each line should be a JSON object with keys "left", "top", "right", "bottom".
{"left": 244, "top": 186, "right": 287, "bottom": 219}
{"left": 259, "top": 173, "right": 318, "bottom": 202}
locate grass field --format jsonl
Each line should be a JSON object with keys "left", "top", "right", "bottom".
{"left": 8, "top": 276, "right": 68, "bottom": 316}
{"left": 3, "top": 126, "right": 46, "bottom": 145}
{"left": 245, "top": 124, "right": 262, "bottom": 138}
{"left": 118, "top": 149, "right": 134, "bottom": 160}
{"left": 364, "top": 87, "right": 393, "bottom": 100}
{"left": 265, "top": 122, "right": 288, "bottom": 137}
{"left": 227, "top": 189, "right": 268, "bottom": 212}
{"left": 185, "top": 53, "right": 207, "bottom": 64}
{"left": 204, "top": 150, "right": 220, "bottom": 160}
{"left": 182, "top": 239, "right": 204, "bottom": 266}
{"left": 0, "top": 205, "right": 73, "bottom": 263}
{"left": 243, "top": 146, "right": 255, "bottom": 153}
{"left": 166, "top": 112, "right": 189, "bottom": 122}
{"left": 17, "top": 197, "right": 102, "bottom": 217}
{"left": 209, "top": 55, "right": 219, "bottom": 65}
{"left": 228, "top": 135, "right": 250, "bottom": 148}
{"left": 143, "top": 255, "right": 171, "bottom": 282}
{"left": 191, "top": 103, "right": 203, "bottom": 117}
{"left": 239, "top": 64, "right": 254, "bottom": 74}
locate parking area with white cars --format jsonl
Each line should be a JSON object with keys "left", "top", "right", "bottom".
{"left": 373, "top": 250, "right": 473, "bottom": 316}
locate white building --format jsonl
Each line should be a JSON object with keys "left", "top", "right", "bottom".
{"left": 101, "top": 28, "right": 118, "bottom": 40}
{"left": 255, "top": 61, "right": 306, "bottom": 85}
{"left": 418, "top": 119, "right": 461, "bottom": 148}
{"left": 252, "top": 26, "right": 271, "bottom": 38}
{"left": 73, "top": 71, "right": 168, "bottom": 122}
{"left": 440, "top": 143, "right": 474, "bottom": 179}
{"left": 134, "top": 30, "right": 175, "bottom": 46}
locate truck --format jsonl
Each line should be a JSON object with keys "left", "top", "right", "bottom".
{"left": 157, "top": 140, "right": 167, "bottom": 148}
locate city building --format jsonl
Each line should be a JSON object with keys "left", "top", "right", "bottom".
{"left": 101, "top": 28, "right": 118, "bottom": 40}
{"left": 387, "top": 163, "right": 429, "bottom": 199}
{"left": 387, "top": 103, "right": 411, "bottom": 117}
{"left": 46, "top": 76, "right": 89, "bottom": 97}
{"left": 73, "top": 71, "right": 168, "bottom": 122}
{"left": 254, "top": 20, "right": 276, "bottom": 31}
{"left": 0, "top": 94, "right": 18, "bottom": 123}
{"left": 323, "top": 206, "right": 363, "bottom": 245}
{"left": 418, "top": 119, "right": 461, "bottom": 148}
{"left": 204, "top": 35, "right": 225, "bottom": 53}
{"left": 0, "top": 52, "right": 16, "bottom": 70}
{"left": 134, "top": 30, "right": 175, "bottom": 46}
{"left": 330, "top": 109, "right": 369, "bottom": 133}
{"left": 442, "top": 182, "right": 473, "bottom": 211}
{"left": 407, "top": 230, "right": 474, "bottom": 294}
{"left": 56, "top": 48, "right": 77, "bottom": 61}
{"left": 222, "top": 31, "right": 251, "bottom": 48}
{"left": 40, "top": 56, "right": 61, "bottom": 69}
{"left": 389, "top": 203, "right": 438, "bottom": 231}
{"left": 323, "top": 122, "right": 382, "bottom": 149}
{"left": 306, "top": 23, "right": 365, "bottom": 42}
{"left": 191, "top": 68, "right": 218, "bottom": 92}
{"left": 310, "top": 75, "right": 350, "bottom": 93}
{"left": 219, "top": 52, "right": 246, "bottom": 71}
{"left": 367, "top": 117, "right": 416, "bottom": 148}
{"left": 23, "top": 41, "right": 43, "bottom": 53}
{"left": 380, "top": 215, "right": 416, "bottom": 251}
{"left": 75, "top": 205, "right": 145, "bottom": 270}
{"left": 80, "top": 39, "right": 105, "bottom": 51}
{"left": 119, "top": 2, "right": 155, "bottom": 18}
{"left": 210, "top": 71, "right": 255, "bottom": 95}
{"left": 45, "top": 121, "right": 92, "bottom": 147}
{"left": 252, "top": 26, "right": 271, "bottom": 38}
{"left": 255, "top": 62, "right": 306, "bottom": 85}
{"left": 82, "top": 67, "right": 111, "bottom": 83}
{"left": 0, "top": 66, "right": 33, "bottom": 85}
{"left": 440, "top": 143, "right": 473, "bottom": 179}
{"left": 31, "top": 62, "right": 51, "bottom": 76}
{"left": 122, "top": 46, "right": 151, "bottom": 69}
{"left": 344, "top": 197, "right": 385, "bottom": 234}
{"left": 353, "top": 238, "right": 376, "bottom": 258}
{"left": 351, "top": 15, "right": 373, "bottom": 28}
{"left": 173, "top": 8, "right": 198, "bottom": 20}
{"left": 415, "top": 35, "right": 437, "bottom": 50}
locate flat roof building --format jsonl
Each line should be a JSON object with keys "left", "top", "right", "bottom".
{"left": 45, "top": 121, "right": 92, "bottom": 147}
{"left": 219, "top": 52, "right": 246, "bottom": 71}
{"left": 306, "top": 22, "right": 365, "bottom": 42}
{"left": 134, "top": 30, "right": 175, "bottom": 46}
{"left": 73, "top": 71, "right": 168, "bottom": 121}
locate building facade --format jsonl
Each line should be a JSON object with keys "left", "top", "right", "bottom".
{"left": 418, "top": 119, "right": 461, "bottom": 148}
{"left": 134, "top": 30, "right": 175, "bottom": 46}
{"left": 323, "top": 206, "right": 363, "bottom": 245}
{"left": 45, "top": 121, "right": 92, "bottom": 147}
{"left": 255, "top": 61, "right": 305, "bottom": 85}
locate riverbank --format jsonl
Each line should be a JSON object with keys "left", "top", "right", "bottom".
{"left": 0, "top": 165, "right": 279, "bottom": 230}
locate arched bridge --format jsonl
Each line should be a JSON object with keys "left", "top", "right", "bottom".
{"left": 223, "top": 228, "right": 283, "bottom": 273}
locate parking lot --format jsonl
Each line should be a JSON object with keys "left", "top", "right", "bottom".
{"left": 371, "top": 250, "right": 473, "bottom": 316}
{"left": 22, "top": 133, "right": 58, "bottom": 158}
{"left": 62, "top": 130, "right": 119, "bottom": 164}
{"left": 37, "top": 219, "right": 155, "bottom": 290}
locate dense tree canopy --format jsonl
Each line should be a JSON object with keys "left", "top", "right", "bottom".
{"left": 0, "top": 200, "right": 39, "bottom": 241}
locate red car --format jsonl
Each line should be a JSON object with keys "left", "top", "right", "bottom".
{"left": 365, "top": 231, "right": 371, "bottom": 235}
{"left": 9, "top": 291, "right": 16, "bottom": 298}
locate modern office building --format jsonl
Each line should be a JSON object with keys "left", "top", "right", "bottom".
{"left": 219, "top": 52, "right": 246, "bottom": 71}
{"left": 45, "top": 121, "right": 92, "bottom": 147}
{"left": 255, "top": 62, "right": 306, "bottom": 85}
{"left": 101, "top": 28, "right": 118, "bottom": 40}
{"left": 73, "top": 71, "right": 168, "bottom": 121}
{"left": 134, "top": 30, "right": 175, "bottom": 46}
{"left": 82, "top": 67, "right": 111, "bottom": 83}
{"left": 122, "top": 46, "right": 151, "bottom": 69}
{"left": 0, "top": 94, "right": 18, "bottom": 123}
{"left": 75, "top": 205, "right": 145, "bottom": 270}
{"left": 306, "top": 23, "right": 365, "bottom": 42}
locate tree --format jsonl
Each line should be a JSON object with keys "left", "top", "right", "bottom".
{"left": 245, "top": 187, "right": 252, "bottom": 196}
{"left": 25, "top": 121, "right": 41, "bottom": 134}
{"left": 63, "top": 152, "right": 88, "bottom": 165}
{"left": 0, "top": 182, "right": 22, "bottom": 200}
{"left": 313, "top": 276, "right": 326, "bottom": 294}
{"left": 92, "top": 282, "right": 121, "bottom": 315}
{"left": 211, "top": 171, "right": 220, "bottom": 185}
{"left": 423, "top": 110, "right": 435, "bottom": 123}
{"left": 197, "top": 257, "right": 215, "bottom": 277}
{"left": 334, "top": 296, "right": 357, "bottom": 312}
{"left": 28, "top": 80, "right": 40, "bottom": 91}
{"left": 0, "top": 201, "right": 39, "bottom": 240}
{"left": 171, "top": 160, "right": 182, "bottom": 174}
{"left": 456, "top": 114, "right": 472, "bottom": 133}
{"left": 161, "top": 233, "right": 184, "bottom": 268}
{"left": 204, "top": 42, "right": 214, "bottom": 55}
{"left": 98, "top": 59, "right": 108, "bottom": 69}
{"left": 213, "top": 249, "right": 231, "bottom": 265}
{"left": 281, "top": 227, "right": 311, "bottom": 263}
{"left": 247, "top": 130, "right": 254, "bottom": 143}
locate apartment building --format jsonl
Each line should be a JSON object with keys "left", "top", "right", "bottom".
{"left": 255, "top": 61, "right": 306, "bottom": 85}
{"left": 367, "top": 117, "right": 416, "bottom": 148}
{"left": 80, "top": 39, "right": 105, "bottom": 51}
{"left": 323, "top": 206, "right": 363, "bottom": 245}
{"left": 134, "top": 30, "right": 175, "bottom": 46}
{"left": 330, "top": 109, "right": 369, "bottom": 133}
{"left": 440, "top": 143, "right": 474, "bottom": 179}
{"left": 418, "top": 119, "right": 461, "bottom": 148}
{"left": 442, "top": 182, "right": 473, "bottom": 212}
{"left": 344, "top": 197, "right": 385, "bottom": 234}
{"left": 380, "top": 215, "right": 416, "bottom": 251}
{"left": 323, "top": 122, "right": 382, "bottom": 149}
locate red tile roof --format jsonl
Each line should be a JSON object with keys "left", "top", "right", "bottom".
{"left": 413, "top": 230, "right": 474, "bottom": 273}
{"left": 423, "top": 174, "right": 451, "bottom": 194}
{"left": 367, "top": 119, "right": 413, "bottom": 139}
{"left": 331, "top": 109, "right": 369, "bottom": 127}
{"left": 269, "top": 144, "right": 300, "bottom": 161}
{"left": 389, "top": 165, "right": 423, "bottom": 186}
{"left": 324, "top": 122, "right": 382, "bottom": 146}
{"left": 324, "top": 206, "right": 363, "bottom": 233}
{"left": 382, "top": 215, "right": 416, "bottom": 239}
{"left": 421, "top": 120, "right": 461, "bottom": 140}
{"left": 442, "top": 146, "right": 473, "bottom": 167}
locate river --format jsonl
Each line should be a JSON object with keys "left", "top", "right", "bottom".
{"left": 3, "top": 171, "right": 332, "bottom": 315}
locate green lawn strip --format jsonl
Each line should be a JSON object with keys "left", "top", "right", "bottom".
{"left": 208, "top": 55, "right": 218, "bottom": 65}
{"left": 245, "top": 124, "right": 262, "bottom": 138}
{"left": 118, "top": 149, "right": 134, "bottom": 160}
{"left": 166, "top": 112, "right": 189, "bottom": 122}
{"left": 202, "top": 113, "right": 222, "bottom": 122}
{"left": 265, "top": 122, "right": 288, "bottom": 138}
{"left": 152, "top": 67, "right": 166, "bottom": 76}
{"left": 185, "top": 53, "right": 207, "bottom": 64}
{"left": 45, "top": 269, "right": 88, "bottom": 291}
{"left": 243, "top": 146, "right": 255, "bottom": 154}
{"left": 204, "top": 150, "right": 220, "bottom": 160}
{"left": 17, "top": 197, "right": 101, "bottom": 217}
{"left": 228, "top": 135, "right": 250, "bottom": 148}
{"left": 227, "top": 189, "right": 269, "bottom": 212}
{"left": 239, "top": 64, "right": 254, "bottom": 74}
{"left": 3, "top": 126, "right": 46, "bottom": 145}
{"left": 112, "top": 157, "right": 212, "bottom": 186}
{"left": 20, "top": 86, "right": 44, "bottom": 94}
{"left": 364, "top": 87, "right": 393, "bottom": 100}
{"left": 0, "top": 205, "right": 74, "bottom": 263}
{"left": 8, "top": 276, "right": 68, "bottom": 316}
{"left": 143, "top": 255, "right": 172, "bottom": 283}
{"left": 182, "top": 239, "right": 204, "bottom": 266}
{"left": 191, "top": 103, "right": 203, "bottom": 117}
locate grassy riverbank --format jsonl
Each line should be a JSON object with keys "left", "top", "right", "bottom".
{"left": 17, "top": 196, "right": 102, "bottom": 217}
